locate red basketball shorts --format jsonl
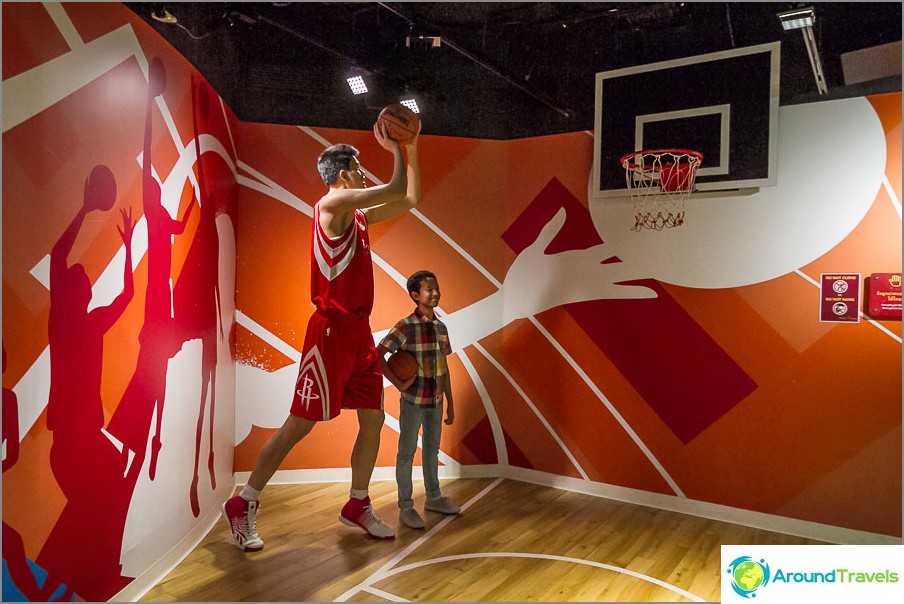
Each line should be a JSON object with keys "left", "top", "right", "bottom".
{"left": 290, "top": 311, "right": 383, "bottom": 421}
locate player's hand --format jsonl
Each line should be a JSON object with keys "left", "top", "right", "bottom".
{"left": 402, "top": 119, "right": 421, "bottom": 149}
{"left": 444, "top": 407, "right": 454, "bottom": 425}
{"left": 373, "top": 121, "right": 401, "bottom": 152}
{"left": 399, "top": 375, "right": 416, "bottom": 392}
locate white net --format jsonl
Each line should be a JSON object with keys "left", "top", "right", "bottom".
{"left": 621, "top": 149, "right": 703, "bottom": 231}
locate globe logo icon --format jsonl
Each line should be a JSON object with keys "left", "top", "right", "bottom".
{"left": 727, "top": 556, "right": 770, "bottom": 598}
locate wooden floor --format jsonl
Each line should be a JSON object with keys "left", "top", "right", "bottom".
{"left": 141, "top": 478, "right": 825, "bottom": 602}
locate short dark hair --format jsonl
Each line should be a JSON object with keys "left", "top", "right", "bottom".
{"left": 407, "top": 270, "right": 437, "bottom": 295}
{"left": 317, "top": 144, "right": 359, "bottom": 186}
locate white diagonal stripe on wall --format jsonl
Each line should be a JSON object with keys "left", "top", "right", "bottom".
{"left": 3, "top": 24, "right": 144, "bottom": 132}
{"left": 42, "top": 2, "right": 84, "bottom": 48}
{"left": 236, "top": 310, "right": 301, "bottom": 362}
{"left": 884, "top": 175, "right": 902, "bottom": 219}
{"left": 528, "top": 316, "right": 685, "bottom": 497}
{"left": 411, "top": 208, "right": 503, "bottom": 288}
{"left": 473, "top": 343, "right": 589, "bottom": 480}
{"left": 457, "top": 351, "right": 508, "bottom": 466}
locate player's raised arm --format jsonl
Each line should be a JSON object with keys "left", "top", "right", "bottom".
{"left": 364, "top": 121, "right": 421, "bottom": 225}
{"left": 319, "top": 122, "right": 408, "bottom": 217}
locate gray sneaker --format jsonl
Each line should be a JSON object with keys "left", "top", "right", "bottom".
{"left": 399, "top": 507, "right": 425, "bottom": 529}
{"left": 425, "top": 496, "right": 460, "bottom": 515}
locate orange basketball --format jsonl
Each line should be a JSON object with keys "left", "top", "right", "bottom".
{"left": 387, "top": 350, "right": 418, "bottom": 381}
{"left": 377, "top": 104, "right": 420, "bottom": 145}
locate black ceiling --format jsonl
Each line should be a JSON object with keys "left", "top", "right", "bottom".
{"left": 126, "top": 2, "right": 902, "bottom": 139}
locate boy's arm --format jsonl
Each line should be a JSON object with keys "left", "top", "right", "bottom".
{"left": 443, "top": 370, "right": 454, "bottom": 425}
{"left": 376, "top": 343, "right": 416, "bottom": 392}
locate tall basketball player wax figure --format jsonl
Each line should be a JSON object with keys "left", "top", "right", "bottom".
{"left": 223, "top": 120, "right": 422, "bottom": 549}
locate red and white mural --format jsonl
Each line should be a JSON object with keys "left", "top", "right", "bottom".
{"left": 3, "top": 3, "right": 237, "bottom": 600}
{"left": 2, "top": 3, "right": 901, "bottom": 602}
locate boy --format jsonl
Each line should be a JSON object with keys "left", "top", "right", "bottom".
{"left": 222, "top": 120, "right": 421, "bottom": 550}
{"left": 378, "top": 271, "right": 460, "bottom": 530}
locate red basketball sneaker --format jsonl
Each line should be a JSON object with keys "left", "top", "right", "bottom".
{"left": 222, "top": 496, "right": 264, "bottom": 552}
{"left": 339, "top": 496, "right": 396, "bottom": 539}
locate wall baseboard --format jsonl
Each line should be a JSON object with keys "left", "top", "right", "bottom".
{"left": 239, "top": 464, "right": 901, "bottom": 545}
{"left": 234, "top": 463, "right": 501, "bottom": 486}
{"left": 501, "top": 466, "right": 902, "bottom": 546}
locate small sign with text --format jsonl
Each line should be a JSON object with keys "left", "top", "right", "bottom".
{"left": 820, "top": 273, "right": 861, "bottom": 323}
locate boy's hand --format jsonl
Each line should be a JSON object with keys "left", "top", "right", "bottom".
{"left": 444, "top": 407, "right": 454, "bottom": 425}
{"left": 398, "top": 375, "right": 416, "bottom": 392}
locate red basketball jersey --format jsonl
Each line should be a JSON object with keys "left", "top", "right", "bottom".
{"left": 311, "top": 205, "right": 374, "bottom": 319}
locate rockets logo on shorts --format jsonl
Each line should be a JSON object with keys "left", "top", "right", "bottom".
{"left": 296, "top": 345, "right": 330, "bottom": 421}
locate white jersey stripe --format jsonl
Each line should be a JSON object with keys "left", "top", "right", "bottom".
{"left": 314, "top": 231, "right": 357, "bottom": 281}
{"left": 313, "top": 207, "right": 359, "bottom": 282}
{"left": 316, "top": 218, "right": 356, "bottom": 259}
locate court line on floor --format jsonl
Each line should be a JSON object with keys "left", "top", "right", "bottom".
{"left": 333, "top": 477, "right": 505, "bottom": 602}
{"left": 370, "top": 552, "right": 706, "bottom": 602}
{"left": 335, "top": 479, "right": 702, "bottom": 602}
{"left": 362, "top": 586, "right": 411, "bottom": 602}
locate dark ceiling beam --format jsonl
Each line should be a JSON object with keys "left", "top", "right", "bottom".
{"left": 376, "top": 2, "right": 573, "bottom": 119}
{"left": 235, "top": 7, "right": 408, "bottom": 95}
{"left": 252, "top": 13, "right": 352, "bottom": 63}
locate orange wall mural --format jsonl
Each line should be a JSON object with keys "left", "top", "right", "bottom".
{"left": 233, "top": 97, "right": 902, "bottom": 540}
{"left": 2, "top": 2, "right": 901, "bottom": 602}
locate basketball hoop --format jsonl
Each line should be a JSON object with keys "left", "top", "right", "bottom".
{"left": 620, "top": 149, "right": 703, "bottom": 231}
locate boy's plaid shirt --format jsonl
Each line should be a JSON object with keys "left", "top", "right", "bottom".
{"left": 379, "top": 308, "right": 452, "bottom": 408}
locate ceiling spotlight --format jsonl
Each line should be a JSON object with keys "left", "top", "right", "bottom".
{"left": 777, "top": 6, "right": 826, "bottom": 95}
{"left": 151, "top": 7, "right": 177, "bottom": 24}
{"left": 399, "top": 98, "right": 420, "bottom": 114}
{"left": 346, "top": 75, "right": 368, "bottom": 95}
{"left": 777, "top": 6, "right": 815, "bottom": 31}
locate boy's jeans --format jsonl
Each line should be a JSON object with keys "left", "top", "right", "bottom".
{"left": 396, "top": 399, "right": 444, "bottom": 509}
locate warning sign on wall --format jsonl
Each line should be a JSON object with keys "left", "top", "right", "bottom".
{"left": 820, "top": 274, "right": 861, "bottom": 323}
